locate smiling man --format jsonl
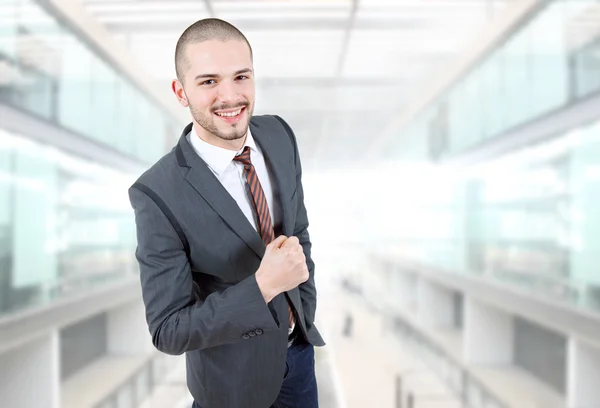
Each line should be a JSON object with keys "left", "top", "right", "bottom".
{"left": 128, "top": 18, "right": 324, "bottom": 408}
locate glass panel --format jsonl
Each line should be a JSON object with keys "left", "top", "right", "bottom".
{"left": 0, "top": 1, "right": 19, "bottom": 108}
{"left": 135, "top": 96, "right": 151, "bottom": 161}
{"left": 565, "top": 0, "right": 600, "bottom": 98}
{"left": 417, "top": 0, "right": 600, "bottom": 160}
{"left": 501, "top": 21, "right": 531, "bottom": 130}
{"left": 57, "top": 155, "right": 138, "bottom": 291}
{"left": 12, "top": 141, "right": 58, "bottom": 293}
{"left": 0, "top": 130, "right": 14, "bottom": 312}
{"left": 116, "top": 80, "right": 137, "bottom": 156}
{"left": 448, "top": 81, "right": 466, "bottom": 153}
{"left": 58, "top": 34, "right": 92, "bottom": 136}
{"left": 568, "top": 120, "right": 600, "bottom": 309}
{"left": 464, "top": 66, "right": 483, "bottom": 148}
{"left": 0, "top": 0, "right": 175, "bottom": 164}
{"left": 144, "top": 105, "right": 166, "bottom": 163}
{"left": 529, "top": 0, "right": 569, "bottom": 115}
{"left": 0, "top": 0, "right": 18, "bottom": 59}
{"left": 0, "top": 128, "right": 137, "bottom": 317}
{"left": 572, "top": 39, "right": 600, "bottom": 98}
{"left": 154, "top": 114, "right": 167, "bottom": 162}
{"left": 90, "top": 57, "right": 118, "bottom": 145}
{"left": 392, "top": 114, "right": 600, "bottom": 314}
{"left": 131, "top": 88, "right": 144, "bottom": 161}
{"left": 479, "top": 52, "right": 503, "bottom": 140}
{"left": 8, "top": 0, "right": 60, "bottom": 120}
{"left": 468, "top": 156, "right": 570, "bottom": 294}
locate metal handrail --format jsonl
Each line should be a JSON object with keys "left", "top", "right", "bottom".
{"left": 347, "top": 287, "right": 511, "bottom": 408}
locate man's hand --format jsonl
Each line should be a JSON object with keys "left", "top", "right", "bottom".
{"left": 255, "top": 236, "right": 309, "bottom": 303}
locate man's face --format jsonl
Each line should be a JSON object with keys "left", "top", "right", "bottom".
{"left": 175, "top": 39, "right": 255, "bottom": 144}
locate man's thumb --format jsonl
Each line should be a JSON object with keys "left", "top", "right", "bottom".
{"left": 267, "top": 235, "right": 288, "bottom": 251}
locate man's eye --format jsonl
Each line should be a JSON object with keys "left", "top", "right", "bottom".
{"left": 201, "top": 79, "right": 215, "bottom": 85}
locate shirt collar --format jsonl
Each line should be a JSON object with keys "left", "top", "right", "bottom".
{"left": 188, "top": 127, "right": 258, "bottom": 177}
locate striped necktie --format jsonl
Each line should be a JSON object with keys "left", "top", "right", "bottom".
{"left": 233, "top": 147, "right": 296, "bottom": 331}
{"left": 233, "top": 146, "right": 275, "bottom": 244}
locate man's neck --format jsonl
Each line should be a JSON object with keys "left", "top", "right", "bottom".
{"left": 193, "top": 123, "right": 246, "bottom": 151}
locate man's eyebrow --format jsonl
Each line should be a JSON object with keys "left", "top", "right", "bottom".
{"left": 234, "top": 68, "right": 253, "bottom": 76}
{"left": 194, "top": 73, "right": 220, "bottom": 81}
{"left": 194, "top": 69, "right": 253, "bottom": 81}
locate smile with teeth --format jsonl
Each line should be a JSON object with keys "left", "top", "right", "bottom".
{"left": 215, "top": 108, "right": 243, "bottom": 117}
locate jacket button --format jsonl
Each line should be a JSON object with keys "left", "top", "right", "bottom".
{"left": 249, "top": 330, "right": 257, "bottom": 337}
{"left": 242, "top": 333, "right": 250, "bottom": 340}
{"left": 255, "top": 329, "right": 263, "bottom": 335}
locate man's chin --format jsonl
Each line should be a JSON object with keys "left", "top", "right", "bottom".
{"left": 215, "top": 123, "right": 249, "bottom": 140}
{"left": 214, "top": 128, "right": 247, "bottom": 141}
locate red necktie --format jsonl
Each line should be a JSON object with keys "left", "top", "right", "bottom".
{"left": 233, "top": 147, "right": 295, "bottom": 330}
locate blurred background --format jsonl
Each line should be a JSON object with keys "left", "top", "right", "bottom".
{"left": 1, "top": 0, "right": 600, "bottom": 407}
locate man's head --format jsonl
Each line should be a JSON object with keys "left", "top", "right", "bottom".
{"left": 172, "top": 18, "right": 255, "bottom": 149}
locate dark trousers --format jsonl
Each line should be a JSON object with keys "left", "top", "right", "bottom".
{"left": 192, "top": 338, "right": 319, "bottom": 408}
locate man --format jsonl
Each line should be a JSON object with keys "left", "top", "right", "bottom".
{"left": 128, "top": 18, "right": 325, "bottom": 408}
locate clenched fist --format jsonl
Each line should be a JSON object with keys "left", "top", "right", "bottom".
{"left": 255, "top": 236, "right": 308, "bottom": 303}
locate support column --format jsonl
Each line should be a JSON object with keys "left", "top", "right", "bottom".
{"left": 107, "top": 300, "right": 153, "bottom": 355}
{"left": 567, "top": 337, "right": 600, "bottom": 408}
{"left": 463, "top": 297, "right": 514, "bottom": 364}
{"left": 417, "top": 278, "right": 455, "bottom": 328}
{"left": 394, "top": 270, "right": 417, "bottom": 312}
{"left": 0, "top": 331, "right": 60, "bottom": 408}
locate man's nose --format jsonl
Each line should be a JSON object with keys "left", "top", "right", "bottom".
{"left": 217, "top": 80, "right": 240, "bottom": 105}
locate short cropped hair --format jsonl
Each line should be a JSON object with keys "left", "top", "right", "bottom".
{"left": 175, "top": 18, "right": 253, "bottom": 81}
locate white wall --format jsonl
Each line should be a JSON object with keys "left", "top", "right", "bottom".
{"left": 107, "top": 300, "right": 154, "bottom": 355}
{"left": 463, "top": 297, "right": 514, "bottom": 364}
{"left": 417, "top": 278, "right": 455, "bottom": 328}
{"left": 0, "top": 331, "right": 60, "bottom": 408}
{"left": 567, "top": 337, "right": 600, "bottom": 408}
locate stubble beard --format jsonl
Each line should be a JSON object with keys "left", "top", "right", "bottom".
{"left": 190, "top": 102, "right": 254, "bottom": 142}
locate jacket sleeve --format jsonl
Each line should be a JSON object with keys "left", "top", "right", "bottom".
{"left": 275, "top": 115, "right": 319, "bottom": 327}
{"left": 129, "top": 186, "right": 279, "bottom": 355}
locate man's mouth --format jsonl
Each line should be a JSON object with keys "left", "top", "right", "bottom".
{"left": 214, "top": 106, "right": 245, "bottom": 121}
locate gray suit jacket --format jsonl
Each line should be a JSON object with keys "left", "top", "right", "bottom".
{"left": 128, "top": 115, "right": 325, "bottom": 408}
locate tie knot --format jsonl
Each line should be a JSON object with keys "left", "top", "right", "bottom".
{"left": 233, "top": 146, "right": 252, "bottom": 166}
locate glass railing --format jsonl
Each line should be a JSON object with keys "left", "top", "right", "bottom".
{"left": 93, "top": 354, "right": 180, "bottom": 408}
{"left": 392, "top": 316, "right": 508, "bottom": 408}
{"left": 0, "top": 0, "right": 178, "bottom": 164}
{"left": 385, "top": 0, "right": 600, "bottom": 161}
{"left": 0, "top": 127, "right": 139, "bottom": 318}
{"left": 345, "top": 286, "right": 509, "bottom": 408}
{"left": 371, "top": 115, "right": 600, "bottom": 316}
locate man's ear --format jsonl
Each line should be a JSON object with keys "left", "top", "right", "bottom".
{"left": 172, "top": 79, "right": 189, "bottom": 107}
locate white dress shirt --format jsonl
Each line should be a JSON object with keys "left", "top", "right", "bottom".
{"left": 187, "top": 127, "right": 281, "bottom": 233}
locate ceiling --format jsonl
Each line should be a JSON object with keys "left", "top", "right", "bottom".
{"left": 80, "top": 0, "right": 507, "bottom": 171}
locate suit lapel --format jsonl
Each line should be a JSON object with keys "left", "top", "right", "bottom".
{"left": 176, "top": 123, "right": 265, "bottom": 258}
{"left": 250, "top": 119, "right": 295, "bottom": 236}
